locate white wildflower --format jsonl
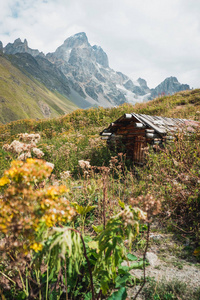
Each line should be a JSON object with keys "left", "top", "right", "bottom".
{"left": 32, "top": 147, "right": 44, "bottom": 158}
{"left": 45, "top": 162, "right": 54, "bottom": 170}
{"left": 17, "top": 151, "right": 32, "bottom": 161}
{"left": 18, "top": 133, "right": 41, "bottom": 143}
{"left": 60, "top": 171, "right": 71, "bottom": 179}
{"left": 78, "top": 160, "right": 91, "bottom": 169}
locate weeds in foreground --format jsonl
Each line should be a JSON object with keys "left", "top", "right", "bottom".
{"left": 0, "top": 158, "right": 160, "bottom": 299}
{"left": 143, "top": 278, "right": 200, "bottom": 300}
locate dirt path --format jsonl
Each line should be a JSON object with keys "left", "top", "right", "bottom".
{"left": 125, "top": 232, "right": 200, "bottom": 299}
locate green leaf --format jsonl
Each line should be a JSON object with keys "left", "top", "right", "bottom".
{"left": 114, "top": 247, "right": 122, "bottom": 267}
{"left": 48, "top": 267, "right": 57, "bottom": 281}
{"left": 118, "top": 200, "right": 125, "bottom": 209}
{"left": 129, "top": 261, "right": 144, "bottom": 269}
{"left": 107, "top": 287, "right": 127, "bottom": 300}
{"left": 105, "top": 245, "right": 113, "bottom": 261}
{"left": 119, "top": 260, "right": 144, "bottom": 272}
{"left": 84, "top": 205, "right": 97, "bottom": 214}
{"left": 118, "top": 266, "right": 129, "bottom": 275}
{"left": 84, "top": 292, "right": 92, "bottom": 300}
{"left": 100, "top": 272, "right": 111, "bottom": 295}
{"left": 16, "top": 291, "right": 27, "bottom": 300}
{"left": 84, "top": 235, "right": 93, "bottom": 243}
{"left": 115, "top": 274, "right": 130, "bottom": 288}
{"left": 127, "top": 253, "right": 137, "bottom": 261}
{"left": 92, "top": 224, "right": 104, "bottom": 233}
{"left": 72, "top": 202, "right": 96, "bottom": 215}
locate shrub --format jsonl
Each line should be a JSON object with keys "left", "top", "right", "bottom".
{"left": 135, "top": 129, "right": 200, "bottom": 241}
{"left": 0, "top": 158, "right": 150, "bottom": 299}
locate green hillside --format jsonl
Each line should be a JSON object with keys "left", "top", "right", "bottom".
{"left": 0, "top": 55, "right": 78, "bottom": 124}
{"left": 0, "top": 88, "right": 200, "bottom": 175}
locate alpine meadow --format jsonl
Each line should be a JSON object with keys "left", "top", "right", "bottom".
{"left": 0, "top": 89, "right": 200, "bottom": 299}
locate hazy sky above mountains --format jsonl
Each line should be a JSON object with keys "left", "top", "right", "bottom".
{"left": 0, "top": 0, "right": 200, "bottom": 89}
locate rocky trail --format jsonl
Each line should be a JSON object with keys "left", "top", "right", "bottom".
{"left": 124, "top": 230, "right": 200, "bottom": 299}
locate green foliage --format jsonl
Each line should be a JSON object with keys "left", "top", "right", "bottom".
{"left": 143, "top": 278, "right": 200, "bottom": 300}
{"left": 135, "top": 130, "right": 200, "bottom": 239}
{"left": 0, "top": 159, "right": 147, "bottom": 299}
{"left": 72, "top": 202, "right": 96, "bottom": 234}
{"left": 30, "top": 203, "right": 145, "bottom": 299}
{"left": 107, "top": 287, "right": 127, "bottom": 300}
{"left": 0, "top": 148, "right": 11, "bottom": 177}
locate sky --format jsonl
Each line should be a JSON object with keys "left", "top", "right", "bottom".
{"left": 0, "top": 0, "right": 200, "bottom": 89}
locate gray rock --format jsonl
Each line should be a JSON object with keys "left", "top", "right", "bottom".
{"left": 146, "top": 252, "right": 159, "bottom": 267}
{"left": 149, "top": 233, "right": 164, "bottom": 241}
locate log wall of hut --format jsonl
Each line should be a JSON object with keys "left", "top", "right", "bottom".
{"left": 108, "top": 117, "right": 150, "bottom": 164}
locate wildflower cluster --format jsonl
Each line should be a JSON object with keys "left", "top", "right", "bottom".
{"left": 116, "top": 205, "right": 147, "bottom": 228}
{"left": 130, "top": 194, "right": 161, "bottom": 221}
{"left": 2, "top": 133, "right": 44, "bottom": 160}
{"left": 0, "top": 159, "right": 75, "bottom": 250}
{"left": 78, "top": 160, "right": 91, "bottom": 169}
{"left": 78, "top": 160, "right": 91, "bottom": 176}
{"left": 18, "top": 133, "right": 41, "bottom": 143}
{"left": 109, "top": 156, "right": 118, "bottom": 168}
{"left": 60, "top": 170, "right": 71, "bottom": 180}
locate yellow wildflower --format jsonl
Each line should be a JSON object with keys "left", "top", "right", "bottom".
{"left": 43, "top": 215, "right": 54, "bottom": 227}
{"left": 26, "top": 158, "right": 35, "bottom": 164}
{"left": 30, "top": 242, "right": 43, "bottom": 252}
{"left": 6, "top": 167, "right": 17, "bottom": 178}
{"left": 41, "top": 203, "right": 45, "bottom": 210}
{"left": 0, "top": 176, "right": 10, "bottom": 187}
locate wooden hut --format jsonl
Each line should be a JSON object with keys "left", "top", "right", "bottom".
{"left": 100, "top": 113, "right": 199, "bottom": 164}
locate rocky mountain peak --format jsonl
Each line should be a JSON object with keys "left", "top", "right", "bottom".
{"left": 63, "top": 32, "right": 89, "bottom": 48}
{"left": 168, "top": 76, "right": 178, "bottom": 83}
{"left": 47, "top": 32, "right": 91, "bottom": 64}
{"left": 4, "top": 38, "right": 43, "bottom": 57}
{"left": 45, "top": 33, "right": 190, "bottom": 107}
{"left": 150, "top": 76, "right": 190, "bottom": 99}
{"left": 137, "top": 78, "right": 148, "bottom": 88}
{"left": 13, "top": 38, "right": 22, "bottom": 46}
{"left": 92, "top": 45, "right": 109, "bottom": 68}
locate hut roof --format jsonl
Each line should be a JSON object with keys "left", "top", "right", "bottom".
{"left": 101, "top": 113, "right": 199, "bottom": 136}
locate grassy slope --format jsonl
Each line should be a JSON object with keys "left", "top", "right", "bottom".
{"left": 1, "top": 88, "right": 199, "bottom": 133}
{"left": 0, "top": 88, "right": 200, "bottom": 176}
{"left": 0, "top": 55, "right": 78, "bottom": 124}
{"left": 133, "top": 89, "right": 200, "bottom": 119}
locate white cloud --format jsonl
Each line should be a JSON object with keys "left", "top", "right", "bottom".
{"left": 0, "top": 0, "right": 200, "bottom": 88}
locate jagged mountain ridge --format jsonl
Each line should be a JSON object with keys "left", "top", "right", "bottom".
{"left": 150, "top": 76, "right": 190, "bottom": 99}
{"left": 46, "top": 32, "right": 151, "bottom": 106}
{"left": 1, "top": 33, "right": 190, "bottom": 109}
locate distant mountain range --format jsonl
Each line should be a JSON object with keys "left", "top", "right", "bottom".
{"left": 0, "top": 33, "right": 190, "bottom": 123}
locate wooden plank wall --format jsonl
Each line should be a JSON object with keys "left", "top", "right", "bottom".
{"left": 113, "top": 121, "right": 147, "bottom": 164}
